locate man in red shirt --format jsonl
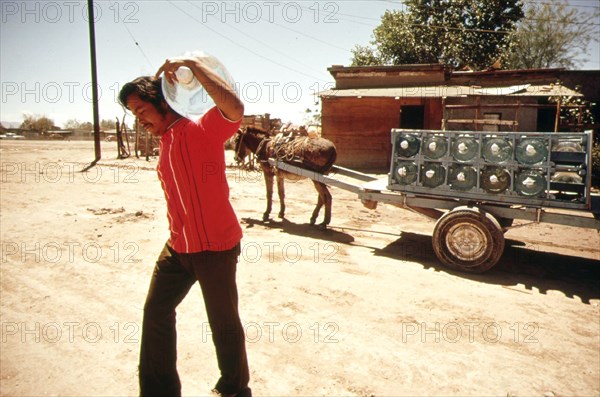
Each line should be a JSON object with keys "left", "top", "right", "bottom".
{"left": 119, "top": 55, "right": 251, "bottom": 397}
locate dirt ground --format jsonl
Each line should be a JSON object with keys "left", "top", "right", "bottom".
{"left": 1, "top": 140, "right": 599, "bottom": 397}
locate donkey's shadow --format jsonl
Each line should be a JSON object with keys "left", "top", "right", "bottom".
{"left": 241, "top": 217, "right": 354, "bottom": 245}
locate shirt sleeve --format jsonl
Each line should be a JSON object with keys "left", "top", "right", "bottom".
{"left": 199, "top": 106, "right": 242, "bottom": 143}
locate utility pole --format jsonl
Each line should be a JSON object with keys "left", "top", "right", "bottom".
{"left": 82, "top": 0, "right": 101, "bottom": 171}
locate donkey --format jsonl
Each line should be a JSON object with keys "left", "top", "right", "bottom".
{"left": 233, "top": 127, "right": 337, "bottom": 228}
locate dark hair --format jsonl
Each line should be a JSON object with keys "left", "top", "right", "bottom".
{"left": 119, "top": 76, "right": 169, "bottom": 116}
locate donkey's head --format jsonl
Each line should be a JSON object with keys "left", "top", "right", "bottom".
{"left": 233, "top": 129, "right": 249, "bottom": 163}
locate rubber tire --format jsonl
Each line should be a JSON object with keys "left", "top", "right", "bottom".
{"left": 432, "top": 208, "right": 505, "bottom": 273}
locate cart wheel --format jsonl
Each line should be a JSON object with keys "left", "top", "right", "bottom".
{"left": 432, "top": 208, "right": 505, "bottom": 273}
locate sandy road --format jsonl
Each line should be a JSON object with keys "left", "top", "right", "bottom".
{"left": 1, "top": 140, "right": 599, "bottom": 396}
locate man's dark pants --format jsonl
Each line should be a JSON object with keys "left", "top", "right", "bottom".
{"left": 138, "top": 243, "right": 250, "bottom": 396}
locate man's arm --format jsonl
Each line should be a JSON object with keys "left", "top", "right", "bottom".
{"left": 156, "top": 56, "right": 244, "bottom": 121}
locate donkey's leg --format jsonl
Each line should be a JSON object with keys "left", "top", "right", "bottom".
{"left": 261, "top": 163, "right": 274, "bottom": 221}
{"left": 312, "top": 181, "right": 332, "bottom": 228}
{"left": 310, "top": 181, "right": 325, "bottom": 225}
{"left": 276, "top": 170, "right": 286, "bottom": 219}
{"left": 321, "top": 183, "right": 333, "bottom": 226}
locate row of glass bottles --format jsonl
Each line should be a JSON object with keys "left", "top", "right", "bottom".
{"left": 393, "top": 161, "right": 546, "bottom": 196}
{"left": 395, "top": 135, "right": 548, "bottom": 165}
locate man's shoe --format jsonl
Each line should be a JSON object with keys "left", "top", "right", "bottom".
{"left": 210, "top": 387, "right": 251, "bottom": 397}
{"left": 210, "top": 388, "right": 232, "bottom": 397}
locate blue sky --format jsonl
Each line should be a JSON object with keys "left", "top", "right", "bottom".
{"left": 1, "top": 0, "right": 598, "bottom": 128}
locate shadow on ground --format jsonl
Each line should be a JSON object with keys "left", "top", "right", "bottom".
{"left": 373, "top": 231, "right": 600, "bottom": 304}
{"left": 241, "top": 217, "right": 355, "bottom": 245}
{"left": 242, "top": 216, "right": 599, "bottom": 304}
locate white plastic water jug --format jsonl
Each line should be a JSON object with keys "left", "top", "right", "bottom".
{"left": 161, "top": 51, "right": 236, "bottom": 119}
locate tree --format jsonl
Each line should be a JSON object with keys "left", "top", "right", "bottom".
{"left": 20, "top": 114, "right": 56, "bottom": 132}
{"left": 79, "top": 122, "right": 93, "bottom": 132}
{"left": 550, "top": 92, "right": 596, "bottom": 133}
{"left": 351, "top": 45, "right": 383, "bottom": 67}
{"left": 351, "top": 0, "right": 524, "bottom": 70}
{"left": 100, "top": 118, "right": 116, "bottom": 130}
{"left": 502, "top": 0, "right": 600, "bottom": 69}
{"left": 303, "top": 107, "right": 322, "bottom": 126}
{"left": 64, "top": 118, "right": 123, "bottom": 131}
{"left": 64, "top": 119, "right": 81, "bottom": 130}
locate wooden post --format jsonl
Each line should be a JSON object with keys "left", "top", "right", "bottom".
{"left": 145, "top": 120, "right": 149, "bottom": 161}
{"left": 122, "top": 114, "right": 131, "bottom": 156}
{"left": 475, "top": 96, "right": 481, "bottom": 131}
{"left": 116, "top": 117, "right": 122, "bottom": 159}
{"left": 554, "top": 96, "right": 561, "bottom": 132}
{"left": 514, "top": 100, "right": 520, "bottom": 132}
{"left": 135, "top": 119, "right": 139, "bottom": 158}
{"left": 441, "top": 97, "right": 447, "bottom": 131}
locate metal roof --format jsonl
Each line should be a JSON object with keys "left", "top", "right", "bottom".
{"left": 319, "top": 84, "right": 582, "bottom": 98}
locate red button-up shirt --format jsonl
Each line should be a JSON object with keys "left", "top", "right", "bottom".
{"left": 157, "top": 107, "right": 242, "bottom": 253}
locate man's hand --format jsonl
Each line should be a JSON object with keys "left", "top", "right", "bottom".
{"left": 155, "top": 57, "right": 189, "bottom": 85}
{"left": 156, "top": 55, "right": 244, "bottom": 121}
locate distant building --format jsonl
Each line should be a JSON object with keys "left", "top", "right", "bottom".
{"left": 241, "top": 113, "right": 282, "bottom": 132}
{"left": 46, "top": 130, "right": 73, "bottom": 140}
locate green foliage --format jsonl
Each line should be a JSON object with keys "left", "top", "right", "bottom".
{"left": 350, "top": 45, "right": 382, "bottom": 67}
{"left": 503, "top": 0, "right": 600, "bottom": 69}
{"left": 351, "top": 0, "right": 524, "bottom": 70}
{"left": 79, "top": 122, "right": 93, "bottom": 132}
{"left": 303, "top": 107, "right": 322, "bottom": 126}
{"left": 63, "top": 119, "right": 80, "bottom": 130}
{"left": 548, "top": 84, "right": 596, "bottom": 132}
{"left": 64, "top": 118, "right": 118, "bottom": 131}
{"left": 592, "top": 140, "right": 600, "bottom": 188}
{"left": 100, "top": 119, "right": 117, "bottom": 130}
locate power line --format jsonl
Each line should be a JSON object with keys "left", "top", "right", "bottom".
{"left": 331, "top": 2, "right": 599, "bottom": 33}
{"left": 295, "top": 3, "right": 382, "bottom": 25}
{"left": 279, "top": 2, "right": 515, "bottom": 35}
{"left": 247, "top": 4, "right": 353, "bottom": 51}
{"left": 374, "top": 0, "right": 599, "bottom": 26}
{"left": 378, "top": 0, "right": 599, "bottom": 10}
{"left": 257, "top": 19, "right": 351, "bottom": 52}
{"left": 121, "top": 22, "right": 154, "bottom": 69}
{"left": 167, "top": 1, "right": 329, "bottom": 82}
{"left": 162, "top": 1, "right": 597, "bottom": 73}
{"left": 526, "top": 17, "right": 600, "bottom": 26}
{"left": 185, "top": 0, "right": 343, "bottom": 75}
{"left": 527, "top": 0, "right": 600, "bottom": 9}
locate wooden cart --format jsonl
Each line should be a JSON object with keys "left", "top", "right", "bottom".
{"left": 269, "top": 128, "right": 600, "bottom": 273}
